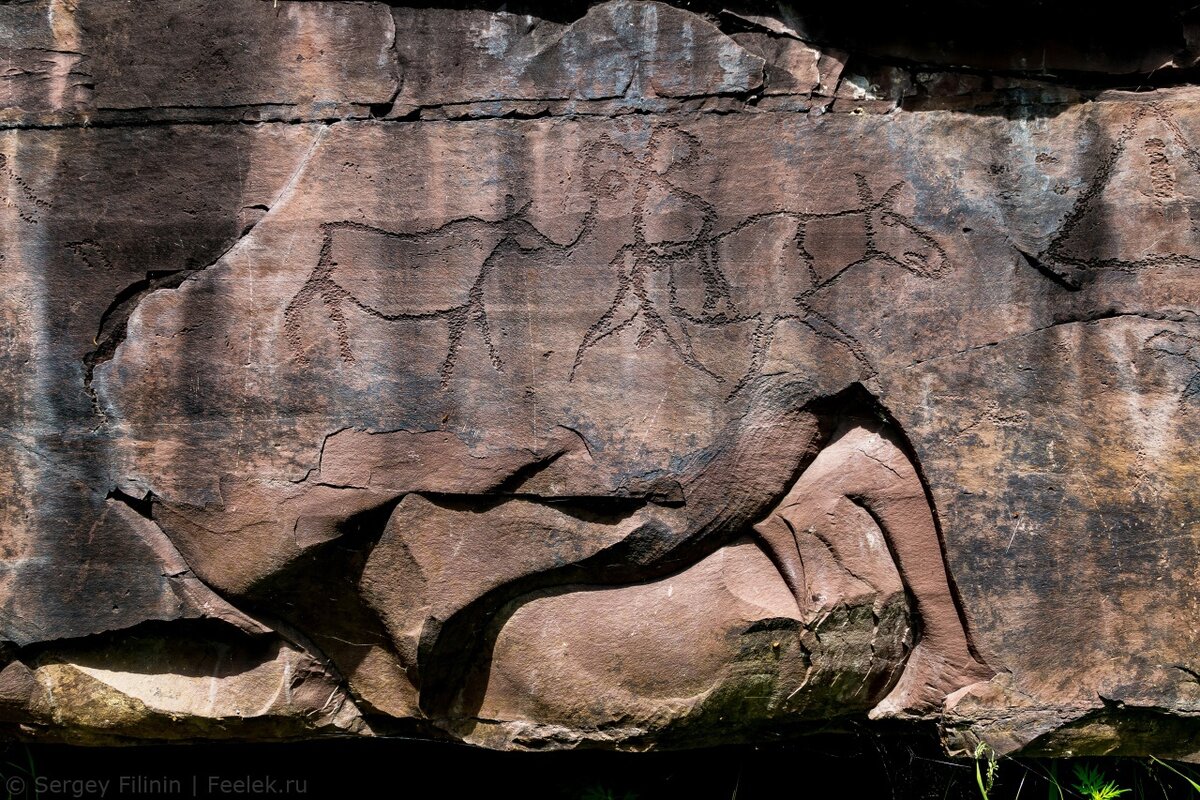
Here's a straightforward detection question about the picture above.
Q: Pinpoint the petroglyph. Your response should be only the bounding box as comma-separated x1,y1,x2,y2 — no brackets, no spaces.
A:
287,127,951,393
0,152,50,225
665,170,950,395
1035,103,1200,287
283,135,637,385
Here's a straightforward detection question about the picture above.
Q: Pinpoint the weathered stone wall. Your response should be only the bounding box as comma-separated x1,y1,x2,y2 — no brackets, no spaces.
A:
1,0,1199,757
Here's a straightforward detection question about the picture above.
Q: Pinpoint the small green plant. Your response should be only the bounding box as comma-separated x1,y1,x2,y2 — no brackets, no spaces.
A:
1071,764,1129,800
975,741,999,800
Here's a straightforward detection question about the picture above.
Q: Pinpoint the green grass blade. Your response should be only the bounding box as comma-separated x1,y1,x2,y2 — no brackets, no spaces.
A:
1150,756,1200,793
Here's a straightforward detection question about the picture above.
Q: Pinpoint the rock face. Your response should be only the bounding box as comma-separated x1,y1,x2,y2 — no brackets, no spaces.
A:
1,0,1199,757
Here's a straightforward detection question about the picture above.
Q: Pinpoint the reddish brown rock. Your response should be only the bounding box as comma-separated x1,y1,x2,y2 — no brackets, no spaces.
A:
14,627,366,742
473,537,911,748
391,2,764,114
1,0,398,126
0,0,1199,757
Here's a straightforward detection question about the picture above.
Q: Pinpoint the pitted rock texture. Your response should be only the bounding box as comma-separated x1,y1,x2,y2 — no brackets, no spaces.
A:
1,0,1199,757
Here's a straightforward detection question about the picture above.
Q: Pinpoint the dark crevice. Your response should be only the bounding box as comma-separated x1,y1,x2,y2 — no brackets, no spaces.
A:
715,9,791,37
82,269,193,414
1016,248,1084,291
335,495,407,543
104,487,157,520
483,449,572,495
385,106,421,122
1174,663,1200,683
476,449,685,507
13,617,268,669
742,617,805,634
499,107,553,120
416,490,650,522
80,188,293,417
367,100,395,118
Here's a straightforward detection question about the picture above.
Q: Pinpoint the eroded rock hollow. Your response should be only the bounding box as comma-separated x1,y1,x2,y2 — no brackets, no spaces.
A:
2,0,1200,757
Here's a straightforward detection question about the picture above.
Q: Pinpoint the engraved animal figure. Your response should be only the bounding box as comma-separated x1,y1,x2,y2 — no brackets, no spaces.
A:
571,128,951,392
674,172,951,395
284,136,634,384
284,197,539,385
287,127,952,393
1025,102,1200,288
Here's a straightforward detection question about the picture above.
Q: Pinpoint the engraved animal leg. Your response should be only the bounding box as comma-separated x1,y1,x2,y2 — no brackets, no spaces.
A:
284,226,356,364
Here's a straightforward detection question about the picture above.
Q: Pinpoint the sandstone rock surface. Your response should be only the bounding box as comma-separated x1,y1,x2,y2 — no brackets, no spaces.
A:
1,0,1199,757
